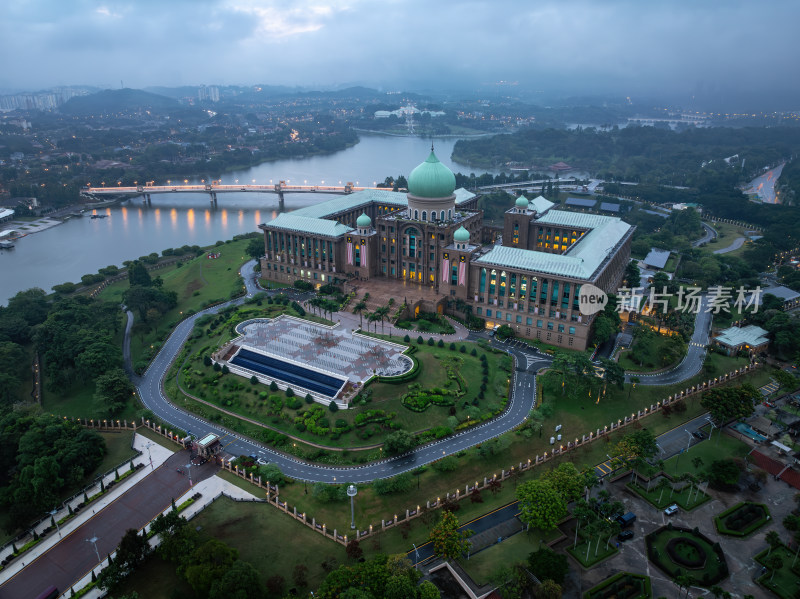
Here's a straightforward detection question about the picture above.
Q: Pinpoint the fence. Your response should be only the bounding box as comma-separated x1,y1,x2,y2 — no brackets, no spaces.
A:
219,361,760,545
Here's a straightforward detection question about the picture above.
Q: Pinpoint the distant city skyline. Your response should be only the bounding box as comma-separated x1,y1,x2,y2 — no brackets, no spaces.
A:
1,0,799,109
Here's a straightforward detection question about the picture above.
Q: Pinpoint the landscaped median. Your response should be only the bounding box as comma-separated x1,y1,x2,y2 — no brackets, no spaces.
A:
645,525,728,588
755,543,800,599
627,474,710,511
714,501,771,537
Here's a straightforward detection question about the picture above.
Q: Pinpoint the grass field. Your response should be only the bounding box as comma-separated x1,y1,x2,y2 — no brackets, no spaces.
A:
94,431,137,475
662,432,751,477
755,545,800,599
42,379,139,421
457,529,558,585
567,537,619,568
98,237,252,366
112,554,192,599
628,481,710,511
192,495,347,591
617,333,684,373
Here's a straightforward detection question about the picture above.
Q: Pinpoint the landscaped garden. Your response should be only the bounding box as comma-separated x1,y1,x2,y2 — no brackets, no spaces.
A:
166,300,513,454
645,525,728,587
627,477,710,511
584,572,652,599
755,543,800,599
567,535,619,568
714,501,771,537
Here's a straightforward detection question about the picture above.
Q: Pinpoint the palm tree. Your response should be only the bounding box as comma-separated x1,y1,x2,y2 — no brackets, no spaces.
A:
710,584,724,599
692,456,704,471
375,306,390,334
766,530,782,556
656,477,672,505
353,300,367,328
767,555,783,582
572,501,595,549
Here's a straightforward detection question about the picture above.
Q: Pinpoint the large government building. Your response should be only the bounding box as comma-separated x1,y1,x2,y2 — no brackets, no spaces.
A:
259,149,633,350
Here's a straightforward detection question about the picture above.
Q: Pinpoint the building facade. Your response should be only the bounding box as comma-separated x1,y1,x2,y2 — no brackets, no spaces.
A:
259,150,633,350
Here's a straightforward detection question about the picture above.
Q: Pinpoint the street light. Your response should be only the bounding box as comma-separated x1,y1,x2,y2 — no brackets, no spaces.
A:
347,485,357,530
50,508,61,537
86,535,101,562
684,429,693,452
185,461,193,486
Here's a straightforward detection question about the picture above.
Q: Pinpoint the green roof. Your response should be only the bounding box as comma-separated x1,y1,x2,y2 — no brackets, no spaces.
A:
265,213,353,237
476,210,633,279
408,150,456,198
716,325,769,348
515,196,530,209
454,226,470,242
529,195,554,214
356,213,372,227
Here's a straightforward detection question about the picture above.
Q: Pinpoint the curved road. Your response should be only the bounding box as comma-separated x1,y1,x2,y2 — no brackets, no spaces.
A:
131,261,712,482
692,222,717,247
132,260,537,483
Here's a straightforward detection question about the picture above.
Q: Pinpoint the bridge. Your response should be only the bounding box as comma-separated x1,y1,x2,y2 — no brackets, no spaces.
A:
80,182,396,210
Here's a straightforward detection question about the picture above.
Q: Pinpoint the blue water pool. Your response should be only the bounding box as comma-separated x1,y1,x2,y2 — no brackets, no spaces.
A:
731,421,767,442
230,348,346,399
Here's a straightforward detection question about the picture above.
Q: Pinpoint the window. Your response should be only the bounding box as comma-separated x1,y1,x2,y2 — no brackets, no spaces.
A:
422,210,427,221
497,311,502,319
568,337,574,346
526,317,532,325
569,326,576,335
414,209,419,219
558,324,565,333
506,314,511,322
486,309,492,317
440,210,445,221
547,322,554,331
477,307,482,315
536,320,543,328
516,315,522,323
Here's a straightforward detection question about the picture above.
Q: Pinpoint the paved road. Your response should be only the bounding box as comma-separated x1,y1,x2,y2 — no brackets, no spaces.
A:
129,261,714,484
131,261,538,483
0,451,215,599
626,295,712,386
692,222,717,247
713,236,746,255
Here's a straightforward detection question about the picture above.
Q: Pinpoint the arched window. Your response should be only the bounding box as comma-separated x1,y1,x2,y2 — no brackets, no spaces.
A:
440,210,445,221
448,209,452,220
431,211,437,221
422,211,427,221
414,209,419,220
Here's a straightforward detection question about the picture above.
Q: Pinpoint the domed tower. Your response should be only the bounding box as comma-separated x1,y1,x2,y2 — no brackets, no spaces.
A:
406,147,457,223
453,226,470,250
356,212,372,235
514,195,530,213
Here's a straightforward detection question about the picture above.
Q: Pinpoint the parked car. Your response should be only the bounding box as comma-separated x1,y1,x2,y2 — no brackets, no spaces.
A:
664,504,679,516
616,512,637,528
617,530,634,542
257,457,268,466
692,430,706,440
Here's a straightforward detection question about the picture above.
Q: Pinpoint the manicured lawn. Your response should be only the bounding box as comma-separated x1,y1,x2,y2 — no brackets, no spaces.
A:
618,333,683,373
98,237,252,366
755,545,800,599
458,529,558,585
42,379,138,421
113,553,192,599
584,572,652,599
646,526,728,586
568,537,619,568
715,501,770,537
629,480,710,511
662,433,751,477
192,495,347,591
93,431,137,476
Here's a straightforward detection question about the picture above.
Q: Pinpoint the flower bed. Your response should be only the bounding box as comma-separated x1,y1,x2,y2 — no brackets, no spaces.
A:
584,572,652,599
714,501,770,537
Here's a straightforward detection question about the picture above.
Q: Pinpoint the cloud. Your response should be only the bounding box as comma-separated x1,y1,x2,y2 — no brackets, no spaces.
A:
0,0,797,103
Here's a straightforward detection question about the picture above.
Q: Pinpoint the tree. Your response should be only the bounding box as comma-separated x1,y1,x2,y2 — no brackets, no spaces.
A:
624,261,641,288
766,530,782,556
292,564,309,588
418,580,441,599
527,548,569,584
97,528,149,590
706,459,741,489
600,358,625,389
544,462,590,503
535,579,563,599
516,479,568,531
613,429,658,460
656,477,672,504
209,559,264,599
384,430,416,455
245,237,264,260
767,554,783,582
701,384,759,423
94,368,136,415
346,539,363,561
127,260,152,287
184,539,238,597
429,511,472,561
572,500,596,549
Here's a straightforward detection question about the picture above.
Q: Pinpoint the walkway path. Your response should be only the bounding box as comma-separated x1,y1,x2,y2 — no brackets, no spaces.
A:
0,434,207,599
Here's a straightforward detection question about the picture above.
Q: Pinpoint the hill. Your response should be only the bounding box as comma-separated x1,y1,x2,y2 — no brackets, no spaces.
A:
59,88,185,117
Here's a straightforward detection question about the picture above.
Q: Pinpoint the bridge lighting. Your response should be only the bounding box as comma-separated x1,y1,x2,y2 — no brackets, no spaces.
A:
184,179,188,183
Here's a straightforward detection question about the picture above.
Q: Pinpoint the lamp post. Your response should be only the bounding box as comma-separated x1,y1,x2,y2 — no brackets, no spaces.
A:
50,508,61,537
145,441,154,469
86,535,101,562
684,429,693,452
347,484,357,530
185,461,193,487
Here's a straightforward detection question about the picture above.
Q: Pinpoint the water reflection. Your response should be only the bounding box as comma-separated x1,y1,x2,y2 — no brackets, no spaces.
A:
187,209,195,231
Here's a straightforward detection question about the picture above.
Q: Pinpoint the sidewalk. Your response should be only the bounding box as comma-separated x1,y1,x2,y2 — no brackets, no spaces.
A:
0,433,174,585
75,474,260,599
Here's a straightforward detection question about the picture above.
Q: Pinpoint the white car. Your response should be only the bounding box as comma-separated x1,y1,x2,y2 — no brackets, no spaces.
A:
664,504,679,516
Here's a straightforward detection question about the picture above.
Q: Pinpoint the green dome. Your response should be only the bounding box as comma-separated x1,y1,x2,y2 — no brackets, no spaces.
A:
453,226,470,243
515,196,529,209
408,150,456,198
356,213,371,228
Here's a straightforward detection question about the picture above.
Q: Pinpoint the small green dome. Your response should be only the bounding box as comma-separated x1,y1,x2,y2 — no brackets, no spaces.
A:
408,150,456,198
356,213,371,228
515,196,529,209
453,226,470,243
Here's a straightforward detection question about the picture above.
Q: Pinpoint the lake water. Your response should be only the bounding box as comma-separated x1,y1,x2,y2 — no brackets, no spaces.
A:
0,135,471,304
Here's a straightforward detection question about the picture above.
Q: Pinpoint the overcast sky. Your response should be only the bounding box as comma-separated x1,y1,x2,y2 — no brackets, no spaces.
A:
2,0,798,105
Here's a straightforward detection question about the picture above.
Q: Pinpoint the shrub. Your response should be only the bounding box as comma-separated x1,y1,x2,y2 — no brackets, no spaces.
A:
417,335,424,344
329,401,339,412
449,342,456,350
427,337,435,346
286,387,294,397
438,339,444,348
460,345,467,353
403,334,411,342
305,394,314,404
